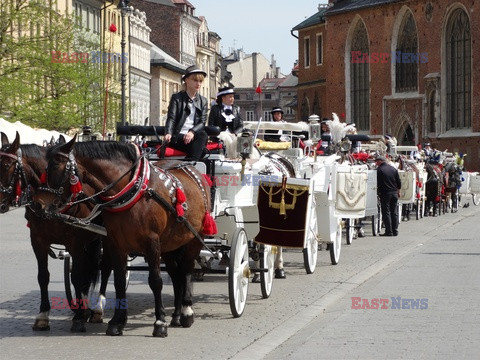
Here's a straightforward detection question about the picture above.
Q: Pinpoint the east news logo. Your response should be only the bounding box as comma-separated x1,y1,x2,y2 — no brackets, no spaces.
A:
351,297,429,309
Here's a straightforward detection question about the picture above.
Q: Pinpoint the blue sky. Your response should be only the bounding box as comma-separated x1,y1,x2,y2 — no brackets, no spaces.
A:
194,1,327,74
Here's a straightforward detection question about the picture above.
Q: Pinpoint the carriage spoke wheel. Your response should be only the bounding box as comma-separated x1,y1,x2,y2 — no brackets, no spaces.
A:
228,228,249,318
303,207,318,274
473,193,480,206
259,244,274,298
64,254,74,310
345,218,354,245
329,219,342,265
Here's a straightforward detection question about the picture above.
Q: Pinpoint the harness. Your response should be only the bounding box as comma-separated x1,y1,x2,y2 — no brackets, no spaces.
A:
0,148,30,201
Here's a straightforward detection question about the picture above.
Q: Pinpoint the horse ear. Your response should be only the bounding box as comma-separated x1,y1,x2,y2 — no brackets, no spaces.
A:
58,135,66,144
11,132,20,151
1,132,9,147
59,134,77,154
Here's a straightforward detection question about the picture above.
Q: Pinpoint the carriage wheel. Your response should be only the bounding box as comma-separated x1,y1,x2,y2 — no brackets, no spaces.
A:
473,193,480,206
372,204,382,236
415,199,421,220
259,244,274,299
64,254,74,310
228,228,249,318
345,218,354,245
329,219,342,265
303,207,318,274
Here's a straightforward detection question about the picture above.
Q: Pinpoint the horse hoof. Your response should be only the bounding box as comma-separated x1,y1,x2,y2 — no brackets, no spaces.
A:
32,319,50,331
153,323,168,337
70,319,86,333
170,315,181,327
89,310,104,323
180,314,194,328
106,324,124,336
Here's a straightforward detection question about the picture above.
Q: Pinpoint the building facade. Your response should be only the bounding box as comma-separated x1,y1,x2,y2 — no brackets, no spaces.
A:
294,0,480,171
129,9,151,126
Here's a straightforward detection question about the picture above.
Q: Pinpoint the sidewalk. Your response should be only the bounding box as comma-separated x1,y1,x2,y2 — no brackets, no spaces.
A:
265,205,480,359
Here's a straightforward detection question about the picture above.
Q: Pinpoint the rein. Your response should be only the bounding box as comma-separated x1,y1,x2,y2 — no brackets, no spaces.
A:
0,149,31,201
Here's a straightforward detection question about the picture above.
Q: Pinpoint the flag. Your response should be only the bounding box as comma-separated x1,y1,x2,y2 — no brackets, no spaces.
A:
255,86,262,94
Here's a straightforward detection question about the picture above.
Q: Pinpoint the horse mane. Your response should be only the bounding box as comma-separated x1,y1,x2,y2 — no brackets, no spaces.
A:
20,144,46,159
47,141,138,162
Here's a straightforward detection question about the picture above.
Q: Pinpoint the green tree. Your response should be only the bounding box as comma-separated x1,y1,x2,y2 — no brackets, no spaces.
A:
0,0,108,133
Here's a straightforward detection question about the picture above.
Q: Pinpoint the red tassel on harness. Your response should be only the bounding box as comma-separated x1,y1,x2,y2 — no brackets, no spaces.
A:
70,175,82,194
176,203,185,217
15,181,22,197
40,172,47,184
202,211,217,235
202,174,213,187
176,188,186,203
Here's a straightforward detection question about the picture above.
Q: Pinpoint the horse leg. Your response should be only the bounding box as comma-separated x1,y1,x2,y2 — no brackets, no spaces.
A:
31,240,51,331
89,250,111,324
145,249,168,337
162,248,184,328
105,252,128,336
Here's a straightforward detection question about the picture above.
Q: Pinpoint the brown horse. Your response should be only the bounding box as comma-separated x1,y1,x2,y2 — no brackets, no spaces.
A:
33,137,213,337
0,132,103,332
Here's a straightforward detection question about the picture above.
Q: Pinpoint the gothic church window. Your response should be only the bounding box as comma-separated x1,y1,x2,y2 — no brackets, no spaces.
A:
350,21,370,131
395,12,418,92
446,8,471,129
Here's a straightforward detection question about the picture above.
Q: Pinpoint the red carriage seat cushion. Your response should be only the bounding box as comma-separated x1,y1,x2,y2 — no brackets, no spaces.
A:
155,142,223,158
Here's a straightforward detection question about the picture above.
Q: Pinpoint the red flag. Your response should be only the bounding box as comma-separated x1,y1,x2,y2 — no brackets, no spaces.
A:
255,86,262,94
109,24,117,33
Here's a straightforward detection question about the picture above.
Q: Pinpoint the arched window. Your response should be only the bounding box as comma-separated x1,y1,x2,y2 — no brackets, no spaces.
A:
301,95,310,121
313,92,321,117
395,12,418,92
350,21,370,131
446,9,471,129
427,90,436,133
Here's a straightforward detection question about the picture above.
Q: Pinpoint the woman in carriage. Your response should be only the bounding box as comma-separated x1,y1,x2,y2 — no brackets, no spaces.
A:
208,86,244,158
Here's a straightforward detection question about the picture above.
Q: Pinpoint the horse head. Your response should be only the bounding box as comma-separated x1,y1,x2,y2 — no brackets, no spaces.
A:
0,132,23,212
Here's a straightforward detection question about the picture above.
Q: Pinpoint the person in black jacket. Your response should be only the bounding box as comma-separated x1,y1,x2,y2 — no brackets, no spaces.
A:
164,65,208,160
375,155,402,236
208,86,243,158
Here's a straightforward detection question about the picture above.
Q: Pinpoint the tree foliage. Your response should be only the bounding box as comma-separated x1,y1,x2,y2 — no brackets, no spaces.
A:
0,0,106,133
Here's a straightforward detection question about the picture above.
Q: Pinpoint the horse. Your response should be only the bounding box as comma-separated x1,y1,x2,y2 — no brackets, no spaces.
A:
0,132,103,332
443,157,464,213
32,137,213,337
425,162,445,216
397,155,422,221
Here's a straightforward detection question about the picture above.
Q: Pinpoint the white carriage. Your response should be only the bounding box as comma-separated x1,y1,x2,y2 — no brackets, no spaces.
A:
459,171,480,206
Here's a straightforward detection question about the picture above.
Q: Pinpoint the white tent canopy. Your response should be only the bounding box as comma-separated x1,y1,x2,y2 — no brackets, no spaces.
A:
0,118,71,145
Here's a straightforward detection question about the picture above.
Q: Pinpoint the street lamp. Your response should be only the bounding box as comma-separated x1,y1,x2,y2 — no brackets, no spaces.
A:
118,0,131,141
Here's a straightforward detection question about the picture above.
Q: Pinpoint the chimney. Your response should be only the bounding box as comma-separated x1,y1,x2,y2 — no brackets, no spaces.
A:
252,52,257,87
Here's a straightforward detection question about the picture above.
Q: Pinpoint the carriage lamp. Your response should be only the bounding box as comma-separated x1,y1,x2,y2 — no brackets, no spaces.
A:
237,132,254,180
308,114,321,143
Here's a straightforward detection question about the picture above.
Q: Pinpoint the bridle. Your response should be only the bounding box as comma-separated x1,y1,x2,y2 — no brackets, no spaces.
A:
0,148,29,202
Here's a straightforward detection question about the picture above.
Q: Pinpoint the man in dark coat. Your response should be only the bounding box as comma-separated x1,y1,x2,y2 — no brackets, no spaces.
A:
164,65,208,160
376,155,402,236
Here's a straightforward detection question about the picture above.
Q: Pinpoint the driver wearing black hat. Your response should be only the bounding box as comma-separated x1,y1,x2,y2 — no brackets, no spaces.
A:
264,107,289,142
208,86,243,158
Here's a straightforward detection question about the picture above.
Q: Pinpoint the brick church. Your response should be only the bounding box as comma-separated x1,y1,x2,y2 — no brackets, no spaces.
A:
293,0,479,170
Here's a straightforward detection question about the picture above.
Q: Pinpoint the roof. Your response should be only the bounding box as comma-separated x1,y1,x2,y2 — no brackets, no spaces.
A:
144,0,176,7
259,77,286,90
279,73,298,88
291,6,327,31
150,44,186,74
325,0,403,16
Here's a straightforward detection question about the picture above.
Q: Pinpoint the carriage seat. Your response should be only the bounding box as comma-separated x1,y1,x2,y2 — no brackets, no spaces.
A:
153,141,224,158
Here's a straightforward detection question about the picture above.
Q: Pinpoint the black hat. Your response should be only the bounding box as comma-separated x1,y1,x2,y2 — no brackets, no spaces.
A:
271,107,284,115
424,142,431,147
182,65,207,81
216,86,235,98
375,155,387,162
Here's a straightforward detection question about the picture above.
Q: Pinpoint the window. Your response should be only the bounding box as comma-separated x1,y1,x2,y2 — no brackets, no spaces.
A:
234,94,240,100
264,93,272,100
304,37,310,68
427,90,436,133
446,8,471,129
246,111,254,121
316,33,323,65
301,95,309,121
350,21,370,131
263,111,272,122
395,12,418,92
